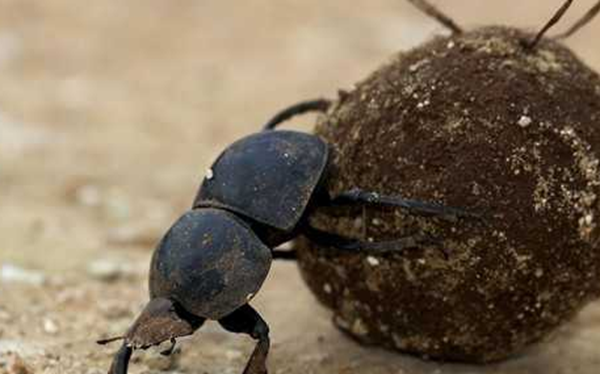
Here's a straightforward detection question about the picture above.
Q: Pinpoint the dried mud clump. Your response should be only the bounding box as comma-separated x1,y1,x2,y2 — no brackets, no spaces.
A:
296,27,600,362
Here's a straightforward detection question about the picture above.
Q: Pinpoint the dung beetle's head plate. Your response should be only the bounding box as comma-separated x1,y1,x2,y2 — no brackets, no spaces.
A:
194,130,329,232
149,209,272,320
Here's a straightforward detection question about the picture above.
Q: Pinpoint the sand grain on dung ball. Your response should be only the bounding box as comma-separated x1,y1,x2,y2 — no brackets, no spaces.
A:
296,26,600,363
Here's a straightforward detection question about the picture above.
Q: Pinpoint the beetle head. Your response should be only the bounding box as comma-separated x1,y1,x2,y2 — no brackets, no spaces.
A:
98,297,202,374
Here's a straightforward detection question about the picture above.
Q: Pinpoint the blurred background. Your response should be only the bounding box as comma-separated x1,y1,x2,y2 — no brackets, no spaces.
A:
1,1,599,373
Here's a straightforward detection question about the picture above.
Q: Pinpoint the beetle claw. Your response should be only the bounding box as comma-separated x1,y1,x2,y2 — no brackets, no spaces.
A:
160,338,177,356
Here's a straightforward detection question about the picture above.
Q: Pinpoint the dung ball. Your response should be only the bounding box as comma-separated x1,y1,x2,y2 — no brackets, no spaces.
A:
296,26,600,362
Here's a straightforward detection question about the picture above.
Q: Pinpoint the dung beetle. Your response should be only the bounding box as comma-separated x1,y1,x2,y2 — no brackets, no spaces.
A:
98,98,480,374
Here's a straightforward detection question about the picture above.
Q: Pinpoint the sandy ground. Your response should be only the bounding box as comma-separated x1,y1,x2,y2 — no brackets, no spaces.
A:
1,1,600,373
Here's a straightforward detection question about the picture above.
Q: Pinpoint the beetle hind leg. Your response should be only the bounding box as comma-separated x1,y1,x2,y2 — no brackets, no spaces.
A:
219,304,270,374
329,188,483,222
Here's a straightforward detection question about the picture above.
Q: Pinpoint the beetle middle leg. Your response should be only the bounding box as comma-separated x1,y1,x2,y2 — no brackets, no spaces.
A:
302,225,449,258
328,188,482,222
219,304,270,374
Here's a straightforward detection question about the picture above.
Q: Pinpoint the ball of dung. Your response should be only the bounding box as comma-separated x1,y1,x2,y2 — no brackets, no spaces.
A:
296,26,600,362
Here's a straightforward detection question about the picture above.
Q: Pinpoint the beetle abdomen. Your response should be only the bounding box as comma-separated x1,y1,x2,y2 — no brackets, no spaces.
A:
149,209,272,320
194,130,329,232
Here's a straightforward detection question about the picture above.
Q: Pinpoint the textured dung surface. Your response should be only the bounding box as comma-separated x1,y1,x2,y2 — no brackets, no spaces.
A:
296,27,600,362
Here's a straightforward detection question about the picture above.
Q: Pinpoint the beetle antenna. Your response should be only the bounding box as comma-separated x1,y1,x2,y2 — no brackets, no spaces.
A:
97,336,125,345
525,0,574,50
262,99,331,131
555,0,600,39
406,0,463,35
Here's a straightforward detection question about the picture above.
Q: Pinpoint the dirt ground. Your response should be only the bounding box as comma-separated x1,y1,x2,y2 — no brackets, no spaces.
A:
1,1,600,373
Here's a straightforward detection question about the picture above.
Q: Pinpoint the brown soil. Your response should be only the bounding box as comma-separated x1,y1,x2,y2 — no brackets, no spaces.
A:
1,1,600,374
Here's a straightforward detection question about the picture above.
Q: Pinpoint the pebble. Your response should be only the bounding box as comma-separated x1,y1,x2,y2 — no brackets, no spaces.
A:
0,264,45,286
366,256,380,266
42,319,59,335
518,115,532,127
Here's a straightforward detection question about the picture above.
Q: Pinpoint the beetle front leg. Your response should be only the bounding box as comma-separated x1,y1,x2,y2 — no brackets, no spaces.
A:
106,343,132,374
219,304,270,374
329,188,482,222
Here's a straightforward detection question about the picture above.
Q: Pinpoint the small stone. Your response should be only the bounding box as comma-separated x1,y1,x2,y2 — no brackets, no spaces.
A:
518,115,532,127
366,256,380,266
0,264,45,286
205,168,214,180
43,319,59,335
535,268,544,278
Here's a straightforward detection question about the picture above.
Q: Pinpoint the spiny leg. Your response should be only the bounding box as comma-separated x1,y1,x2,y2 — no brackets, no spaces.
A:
406,0,463,35
524,0,574,50
303,225,446,258
262,99,331,131
556,0,600,39
329,188,481,222
219,304,270,374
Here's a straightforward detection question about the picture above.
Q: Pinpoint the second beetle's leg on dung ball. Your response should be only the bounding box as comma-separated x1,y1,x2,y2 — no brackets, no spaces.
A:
525,0,574,50
556,0,600,39
406,0,463,35
218,304,270,374
328,188,480,222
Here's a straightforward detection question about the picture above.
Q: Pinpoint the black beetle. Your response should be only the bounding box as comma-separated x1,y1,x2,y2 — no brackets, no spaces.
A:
98,97,480,374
